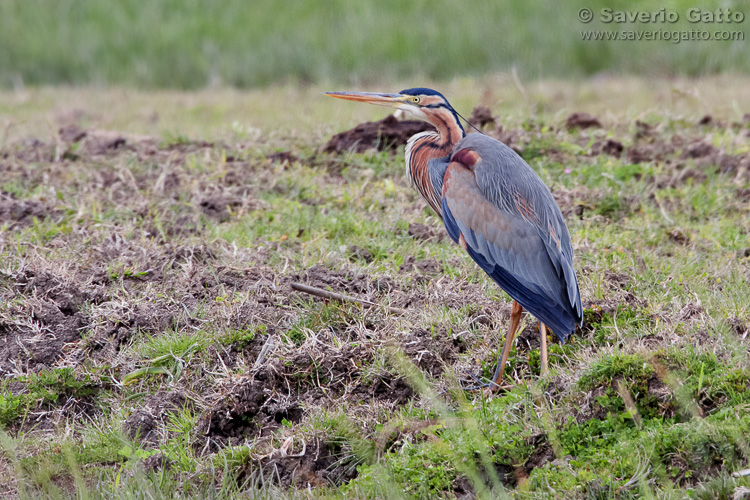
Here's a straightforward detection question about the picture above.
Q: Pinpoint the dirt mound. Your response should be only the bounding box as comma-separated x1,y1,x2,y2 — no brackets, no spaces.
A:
566,112,602,130
0,268,104,372
125,390,191,444
322,115,432,154
260,438,354,488
468,106,497,129
406,222,445,243
197,379,273,450
0,194,58,229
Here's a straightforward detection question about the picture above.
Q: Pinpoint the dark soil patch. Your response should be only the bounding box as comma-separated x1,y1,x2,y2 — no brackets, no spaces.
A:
14,268,108,311
198,190,264,222
683,140,717,159
406,222,445,243
565,112,601,130
0,194,58,229
196,379,270,451
524,434,555,473
28,302,87,366
646,376,676,418
347,245,373,263
266,151,300,165
124,390,191,445
516,322,543,353
604,271,631,290
198,342,388,452
402,327,458,377
727,317,748,338
453,463,515,497
398,256,443,275
322,115,433,154
142,452,171,473
294,264,389,295
668,228,690,245
58,125,144,158
467,106,497,129
8,137,57,163
0,268,104,372
678,302,704,321
0,300,88,372
592,139,625,158
199,193,243,222
355,375,413,405
259,437,354,488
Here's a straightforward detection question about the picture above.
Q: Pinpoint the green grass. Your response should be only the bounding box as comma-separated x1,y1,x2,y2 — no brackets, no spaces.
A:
1,369,102,427
0,0,749,89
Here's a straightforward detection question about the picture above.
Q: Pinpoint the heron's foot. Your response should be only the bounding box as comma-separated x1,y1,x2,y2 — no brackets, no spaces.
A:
460,370,513,395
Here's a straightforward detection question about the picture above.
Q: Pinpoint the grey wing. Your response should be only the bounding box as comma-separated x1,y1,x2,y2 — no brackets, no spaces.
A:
448,134,583,338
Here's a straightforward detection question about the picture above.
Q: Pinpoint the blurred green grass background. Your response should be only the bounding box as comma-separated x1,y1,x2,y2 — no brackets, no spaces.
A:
0,0,748,89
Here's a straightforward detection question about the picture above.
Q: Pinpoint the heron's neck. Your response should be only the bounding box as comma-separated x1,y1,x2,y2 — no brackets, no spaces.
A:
404,111,464,218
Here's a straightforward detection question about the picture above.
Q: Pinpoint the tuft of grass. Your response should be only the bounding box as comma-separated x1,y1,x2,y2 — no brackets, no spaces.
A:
221,325,265,349
1,369,102,427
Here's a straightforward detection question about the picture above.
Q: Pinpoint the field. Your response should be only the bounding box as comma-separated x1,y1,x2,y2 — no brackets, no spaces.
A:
1,0,749,88
1,76,750,499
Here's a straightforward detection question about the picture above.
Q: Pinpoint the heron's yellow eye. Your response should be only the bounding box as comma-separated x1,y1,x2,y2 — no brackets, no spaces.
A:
412,97,420,103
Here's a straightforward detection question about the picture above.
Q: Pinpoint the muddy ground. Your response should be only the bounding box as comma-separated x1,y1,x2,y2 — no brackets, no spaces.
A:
1,104,749,497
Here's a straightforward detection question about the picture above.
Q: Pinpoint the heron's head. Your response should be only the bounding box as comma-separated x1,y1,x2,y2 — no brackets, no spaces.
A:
325,87,462,132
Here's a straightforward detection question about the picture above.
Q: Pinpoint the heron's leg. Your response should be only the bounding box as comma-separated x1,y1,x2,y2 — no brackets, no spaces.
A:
540,322,548,376
488,300,524,392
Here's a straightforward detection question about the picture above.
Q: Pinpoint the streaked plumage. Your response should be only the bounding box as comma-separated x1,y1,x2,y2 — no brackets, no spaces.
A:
440,133,582,339
326,87,582,388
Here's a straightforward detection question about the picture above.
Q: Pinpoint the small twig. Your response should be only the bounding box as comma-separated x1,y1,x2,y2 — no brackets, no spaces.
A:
252,335,276,372
291,282,404,315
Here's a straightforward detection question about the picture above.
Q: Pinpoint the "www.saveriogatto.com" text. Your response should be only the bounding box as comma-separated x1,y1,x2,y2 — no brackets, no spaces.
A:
581,28,744,43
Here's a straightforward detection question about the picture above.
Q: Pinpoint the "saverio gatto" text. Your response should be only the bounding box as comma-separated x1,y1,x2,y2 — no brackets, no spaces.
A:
600,8,745,24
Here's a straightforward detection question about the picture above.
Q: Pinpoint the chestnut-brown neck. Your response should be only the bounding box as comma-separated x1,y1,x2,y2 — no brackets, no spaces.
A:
405,108,465,218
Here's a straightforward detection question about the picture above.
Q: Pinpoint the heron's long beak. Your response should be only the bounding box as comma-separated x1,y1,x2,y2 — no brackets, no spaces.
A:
324,91,405,108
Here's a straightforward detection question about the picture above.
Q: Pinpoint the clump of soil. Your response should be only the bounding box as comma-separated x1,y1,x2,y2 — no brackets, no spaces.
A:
259,438,355,488
347,245,374,263
0,268,106,371
0,194,58,229
407,222,445,242
727,317,748,338
398,256,443,275
600,138,624,157
199,194,243,222
294,264,386,295
322,115,432,154
468,106,497,129
355,375,413,405
566,112,602,130
400,327,459,377
266,151,300,165
125,390,191,444
197,380,272,450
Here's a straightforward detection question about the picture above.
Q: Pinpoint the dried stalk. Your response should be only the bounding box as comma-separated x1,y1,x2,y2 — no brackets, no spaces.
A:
291,282,404,316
